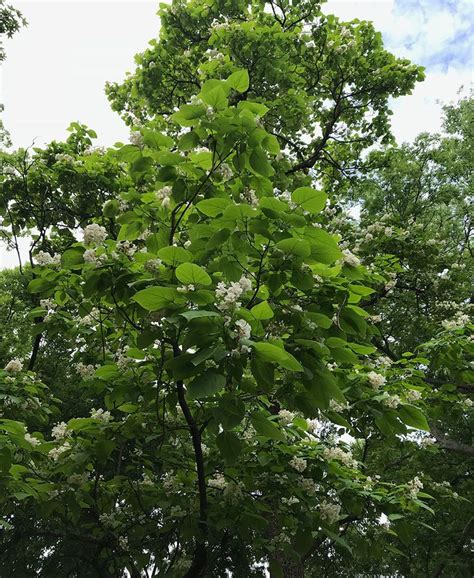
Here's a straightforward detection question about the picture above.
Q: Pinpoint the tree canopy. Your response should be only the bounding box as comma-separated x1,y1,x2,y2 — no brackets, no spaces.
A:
0,1,472,577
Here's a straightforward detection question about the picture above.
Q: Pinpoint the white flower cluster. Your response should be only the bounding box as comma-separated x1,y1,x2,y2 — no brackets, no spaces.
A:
144,258,162,273
406,389,422,402
177,284,195,293
40,298,56,311
322,446,357,469
156,185,172,208
4,358,23,373
79,307,100,327
114,240,137,258
235,319,251,339
278,409,295,426
83,248,107,267
289,456,307,473
208,473,227,490
407,476,423,499
223,482,244,505
75,362,96,380
318,500,341,524
329,399,349,413
341,249,361,267
116,349,134,371
130,131,144,147
367,371,386,390
240,189,258,207
24,432,41,447
383,394,401,409
442,312,470,330
298,477,318,495
420,436,436,448
51,422,69,440
49,441,71,461
218,163,233,180
83,224,107,246
215,276,252,311
282,496,300,506
90,408,112,423
34,251,61,267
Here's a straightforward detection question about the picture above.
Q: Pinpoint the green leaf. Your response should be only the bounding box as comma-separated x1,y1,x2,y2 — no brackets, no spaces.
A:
292,187,327,214
275,238,311,257
249,147,274,177
250,412,285,441
187,371,226,399
304,228,342,264
398,405,430,432
61,247,84,268
201,85,228,109
179,310,221,321
196,198,231,217
175,263,212,286
132,287,183,310
216,431,243,464
253,342,303,372
157,246,193,266
227,69,249,93
171,104,204,127
251,301,274,320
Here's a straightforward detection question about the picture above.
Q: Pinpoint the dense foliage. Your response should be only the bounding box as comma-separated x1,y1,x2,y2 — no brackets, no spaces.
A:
0,1,472,577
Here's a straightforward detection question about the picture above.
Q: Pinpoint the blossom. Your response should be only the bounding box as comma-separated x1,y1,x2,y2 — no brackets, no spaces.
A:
83,248,106,267
75,362,96,379
383,395,401,409
208,473,227,490
318,500,341,524
51,422,69,440
282,496,300,505
298,477,318,495
156,185,172,208
442,312,470,330
90,408,112,423
115,240,137,258
223,482,244,505
341,249,360,267
78,308,100,327
24,432,41,447
40,298,56,310
406,389,422,402
329,399,349,413
130,131,144,147
289,456,307,473
407,476,423,499
278,409,295,425
235,319,251,339
4,358,23,373
240,189,258,207
48,441,71,461
34,251,61,267
83,224,107,246
215,276,252,311
367,371,386,390
322,447,358,469
144,258,162,273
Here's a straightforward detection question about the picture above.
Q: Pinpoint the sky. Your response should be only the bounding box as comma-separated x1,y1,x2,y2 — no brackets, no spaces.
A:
0,0,472,268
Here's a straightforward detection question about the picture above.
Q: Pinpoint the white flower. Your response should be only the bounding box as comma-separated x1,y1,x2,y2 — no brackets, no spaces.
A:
407,476,423,499
235,319,251,339
90,408,112,423
118,536,129,550
322,447,357,469
215,276,252,311
115,240,137,258
83,248,106,267
318,500,341,524
176,284,195,293
78,307,100,327
278,409,295,426
282,496,300,505
223,482,243,505
342,249,360,267
34,251,61,267
442,312,470,330
48,441,71,461
289,456,307,473
367,371,386,390
144,258,162,273
51,422,69,440
240,189,258,207
83,224,107,246
24,432,41,447
130,131,144,147
420,436,436,448
329,399,349,413
208,473,227,490
4,358,23,373
40,298,56,310
298,477,318,495
156,185,172,207
383,394,401,409
75,362,96,379
406,389,422,402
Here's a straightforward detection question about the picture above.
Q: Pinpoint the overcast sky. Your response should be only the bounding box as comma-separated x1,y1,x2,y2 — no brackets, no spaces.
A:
0,0,472,268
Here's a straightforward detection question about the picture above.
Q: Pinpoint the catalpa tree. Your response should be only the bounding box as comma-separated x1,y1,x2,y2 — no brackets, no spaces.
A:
1,1,466,577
